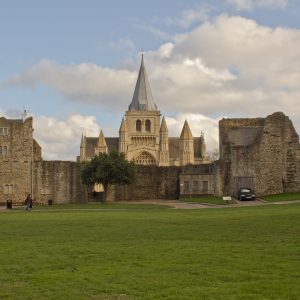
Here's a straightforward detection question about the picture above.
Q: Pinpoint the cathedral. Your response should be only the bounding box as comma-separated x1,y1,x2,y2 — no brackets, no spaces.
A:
79,56,208,166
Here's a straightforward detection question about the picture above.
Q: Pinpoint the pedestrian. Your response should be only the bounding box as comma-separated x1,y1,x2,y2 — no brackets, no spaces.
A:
24,193,32,211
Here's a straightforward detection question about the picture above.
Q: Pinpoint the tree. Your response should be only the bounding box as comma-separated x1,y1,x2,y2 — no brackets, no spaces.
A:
81,151,136,201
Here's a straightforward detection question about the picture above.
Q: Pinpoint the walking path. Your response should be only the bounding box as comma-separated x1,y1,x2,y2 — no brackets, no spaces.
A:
1,199,300,211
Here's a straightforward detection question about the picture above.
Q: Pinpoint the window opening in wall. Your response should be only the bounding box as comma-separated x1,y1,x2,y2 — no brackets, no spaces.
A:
193,181,199,191
0,127,8,135
135,152,155,165
4,184,14,195
136,120,141,132
184,181,190,193
3,146,7,156
145,119,151,132
202,181,208,192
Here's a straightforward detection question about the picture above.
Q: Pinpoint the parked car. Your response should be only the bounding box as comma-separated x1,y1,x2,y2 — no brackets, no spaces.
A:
237,188,256,201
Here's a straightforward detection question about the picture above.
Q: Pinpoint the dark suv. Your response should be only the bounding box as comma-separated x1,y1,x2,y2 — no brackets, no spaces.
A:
237,188,256,201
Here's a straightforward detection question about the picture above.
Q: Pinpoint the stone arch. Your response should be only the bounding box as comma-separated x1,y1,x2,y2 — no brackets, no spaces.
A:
134,151,156,165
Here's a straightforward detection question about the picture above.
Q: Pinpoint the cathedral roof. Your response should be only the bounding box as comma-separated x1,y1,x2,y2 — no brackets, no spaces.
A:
128,55,157,111
180,120,193,140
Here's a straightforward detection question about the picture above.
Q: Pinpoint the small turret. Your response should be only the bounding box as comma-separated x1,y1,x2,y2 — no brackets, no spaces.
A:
119,117,128,154
95,130,108,154
80,132,86,162
159,116,169,166
179,120,194,165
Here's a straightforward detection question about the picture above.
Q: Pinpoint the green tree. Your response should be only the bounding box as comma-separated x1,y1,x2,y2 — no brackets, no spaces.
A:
81,151,136,201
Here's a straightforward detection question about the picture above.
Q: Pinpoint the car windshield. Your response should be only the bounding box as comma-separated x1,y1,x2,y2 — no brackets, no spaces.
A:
241,188,251,193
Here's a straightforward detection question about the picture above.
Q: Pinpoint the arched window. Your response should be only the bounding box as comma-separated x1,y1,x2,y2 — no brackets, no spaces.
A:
145,119,151,132
136,119,141,132
135,152,156,165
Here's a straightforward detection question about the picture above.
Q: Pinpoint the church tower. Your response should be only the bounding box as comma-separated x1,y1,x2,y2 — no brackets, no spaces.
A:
179,120,194,165
122,55,161,165
159,117,169,166
95,130,108,154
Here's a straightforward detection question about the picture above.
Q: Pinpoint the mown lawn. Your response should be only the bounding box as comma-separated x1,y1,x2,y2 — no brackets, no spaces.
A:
0,204,300,299
262,192,300,202
180,195,235,205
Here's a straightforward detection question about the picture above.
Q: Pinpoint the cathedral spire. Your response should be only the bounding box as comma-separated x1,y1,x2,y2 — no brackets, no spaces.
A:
128,55,157,111
98,130,107,147
119,117,127,132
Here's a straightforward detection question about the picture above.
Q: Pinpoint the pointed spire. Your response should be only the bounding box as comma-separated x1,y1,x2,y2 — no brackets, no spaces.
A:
180,120,193,140
160,116,168,132
80,132,86,146
128,55,157,111
119,117,127,132
98,130,107,147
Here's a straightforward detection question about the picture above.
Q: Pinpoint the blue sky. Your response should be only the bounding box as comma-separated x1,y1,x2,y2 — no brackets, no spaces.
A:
1,0,300,159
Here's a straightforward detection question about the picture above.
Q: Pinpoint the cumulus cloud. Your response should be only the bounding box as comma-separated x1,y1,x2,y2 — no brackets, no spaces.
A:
166,113,219,152
1,14,300,157
1,60,136,110
34,114,100,160
227,0,288,10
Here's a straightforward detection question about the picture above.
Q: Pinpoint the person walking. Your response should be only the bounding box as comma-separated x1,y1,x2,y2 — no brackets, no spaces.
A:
24,194,32,211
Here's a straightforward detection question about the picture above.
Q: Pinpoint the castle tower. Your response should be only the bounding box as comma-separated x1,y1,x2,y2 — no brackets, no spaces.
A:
179,120,194,165
119,117,128,155
124,55,161,165
80,132,86,162
95,130,108,154
159,117,169,166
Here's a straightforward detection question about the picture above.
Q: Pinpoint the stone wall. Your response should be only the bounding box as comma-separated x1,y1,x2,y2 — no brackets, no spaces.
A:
219,112,300,196
109,165,181,201
0,117,35,204
33,160,87,204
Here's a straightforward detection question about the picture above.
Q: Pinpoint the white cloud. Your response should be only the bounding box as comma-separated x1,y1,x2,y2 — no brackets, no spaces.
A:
1,14,300,158
227,0,288,10
166,5,211,28
165,113,219,152
34,114,100,160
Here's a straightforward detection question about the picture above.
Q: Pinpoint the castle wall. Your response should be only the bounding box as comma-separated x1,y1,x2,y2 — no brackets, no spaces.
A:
33,161,87,204
0,117,34,204
219,112,300,196
111,165,181,200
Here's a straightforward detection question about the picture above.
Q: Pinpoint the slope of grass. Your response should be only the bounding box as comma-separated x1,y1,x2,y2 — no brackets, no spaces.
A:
0,204,300,299
262,192,300,202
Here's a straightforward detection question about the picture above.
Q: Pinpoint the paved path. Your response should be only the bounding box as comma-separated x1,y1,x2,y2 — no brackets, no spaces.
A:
1,199,300,211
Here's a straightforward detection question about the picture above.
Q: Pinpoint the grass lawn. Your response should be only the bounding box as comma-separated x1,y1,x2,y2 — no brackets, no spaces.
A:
0,204,300,299
180,195,235,205
262,192,300,202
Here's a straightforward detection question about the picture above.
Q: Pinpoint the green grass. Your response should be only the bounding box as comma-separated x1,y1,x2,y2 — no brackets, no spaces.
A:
27,202,169,210
1,204,300,299
262,192,300,202
180,195,235,205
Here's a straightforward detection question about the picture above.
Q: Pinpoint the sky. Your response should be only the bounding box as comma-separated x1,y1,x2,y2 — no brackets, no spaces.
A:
0,0,300,160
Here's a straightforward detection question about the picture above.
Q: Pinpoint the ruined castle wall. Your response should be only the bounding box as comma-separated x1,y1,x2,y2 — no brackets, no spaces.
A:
219,112,300,196
33,161,87,204
0,117,34,204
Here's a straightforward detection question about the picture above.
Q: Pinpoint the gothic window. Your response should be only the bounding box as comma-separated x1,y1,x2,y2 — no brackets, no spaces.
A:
145,119,151,132
136,120,141,132
0,146,8,156
135,152,155,165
